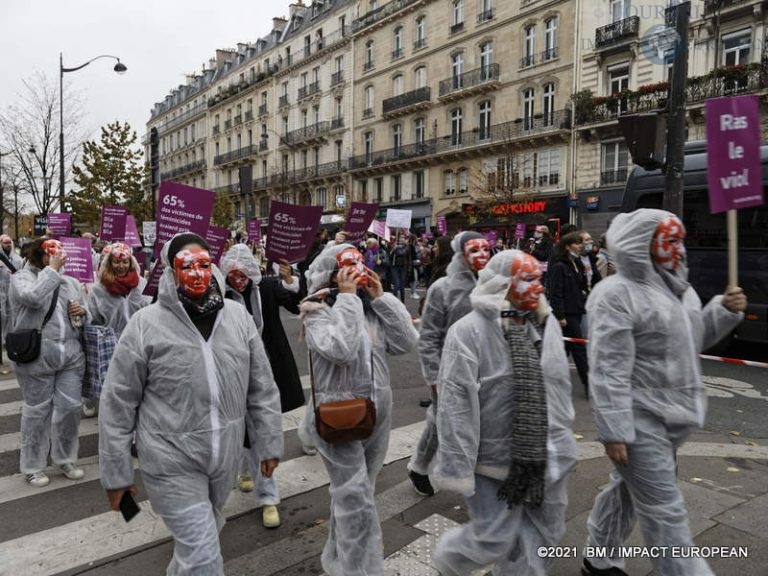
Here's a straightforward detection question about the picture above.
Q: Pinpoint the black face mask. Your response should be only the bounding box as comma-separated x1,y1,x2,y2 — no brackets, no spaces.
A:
2,246,10,255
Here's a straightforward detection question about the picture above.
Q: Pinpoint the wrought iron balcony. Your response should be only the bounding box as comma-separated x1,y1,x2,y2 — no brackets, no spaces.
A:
363,107,374,119
392,48,404,60
439,64,501,99
212,125,220,136
383,86,431,116
414,38,426,50
259,140,268,151
160,159,207,180
704,0,749,14
233,115,242,126
331,117,345,130
252,176,268,190
521,54,536,68
331,70,344,86
450,22,465,35
540,47,558,62
595,16,640,49
600,168,629,185
283,121,331,146
258,103,268,116
214,144,257,166
161,103,207,134
245,110,254,122
278,94,289,108
478,9,493,23
352,0,420,33
224,119,232,130
363,60,374,72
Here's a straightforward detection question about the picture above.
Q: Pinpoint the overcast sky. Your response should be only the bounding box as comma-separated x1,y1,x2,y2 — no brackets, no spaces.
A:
0,0,293,145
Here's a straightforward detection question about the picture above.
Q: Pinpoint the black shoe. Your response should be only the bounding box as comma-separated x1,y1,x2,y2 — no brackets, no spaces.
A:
419,398,432,408
582,558,629,576
408,470,434,496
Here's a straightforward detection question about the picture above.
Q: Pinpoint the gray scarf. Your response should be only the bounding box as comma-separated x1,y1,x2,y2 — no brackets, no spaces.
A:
497,318,548,509
653,261,690,298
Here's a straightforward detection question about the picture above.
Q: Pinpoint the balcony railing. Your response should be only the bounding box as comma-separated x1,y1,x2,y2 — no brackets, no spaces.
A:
233,115,242,126
278,94,289,107
600,168,629,185
450,22,465,34
212,125,220,136
540,47,558,62
161,103,207,134
414,38,426,50
224,119,232,130
704,0,748,14
521,54,535,68
245,110,254,122
595,16,640,49
392,47,404,60
214,144,257,166
439,63,501,98
283,121,331,146
363,60,374,71
349,110,570,169
259,140,268,151
160,159,207,180
352,0,420,32
331,70,344,85
331,117,345,130
258,103,268,116
383,86,431,115
363,107,374,118
478,9,493,23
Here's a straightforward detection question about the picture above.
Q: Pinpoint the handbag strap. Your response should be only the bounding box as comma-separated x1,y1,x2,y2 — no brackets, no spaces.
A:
41,285,61,330
0,251,17,274
308,346,375,412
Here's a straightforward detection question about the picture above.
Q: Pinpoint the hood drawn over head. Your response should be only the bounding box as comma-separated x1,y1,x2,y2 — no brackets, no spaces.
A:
304,242,353,294
220,243,262,286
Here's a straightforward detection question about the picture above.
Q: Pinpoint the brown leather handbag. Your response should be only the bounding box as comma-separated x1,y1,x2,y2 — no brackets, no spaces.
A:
310,352,376,444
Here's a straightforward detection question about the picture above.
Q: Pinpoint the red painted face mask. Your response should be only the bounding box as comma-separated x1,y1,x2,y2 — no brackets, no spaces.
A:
227,269,250,293
336,248,368,287
463,239,491,272
174,247,213,298
508,253,544,311
42,239,64,256
651,215,686,271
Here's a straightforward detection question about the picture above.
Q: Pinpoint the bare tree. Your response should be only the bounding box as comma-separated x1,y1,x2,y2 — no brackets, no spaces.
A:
0,71,85,215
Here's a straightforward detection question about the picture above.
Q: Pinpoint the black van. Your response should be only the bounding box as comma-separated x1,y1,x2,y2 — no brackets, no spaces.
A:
621,140,768,348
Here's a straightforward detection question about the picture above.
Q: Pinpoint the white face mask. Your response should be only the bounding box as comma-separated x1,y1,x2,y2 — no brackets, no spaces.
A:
568,249,580,259
533,231,543,239
583,242,593,253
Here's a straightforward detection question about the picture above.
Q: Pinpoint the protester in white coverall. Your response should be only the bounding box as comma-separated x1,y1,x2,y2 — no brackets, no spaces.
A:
0,234,24,342
299,242,418,576
408,231,490,496
432,249,577,576
11,238,89,487
98,232,283,576
582,209,746,576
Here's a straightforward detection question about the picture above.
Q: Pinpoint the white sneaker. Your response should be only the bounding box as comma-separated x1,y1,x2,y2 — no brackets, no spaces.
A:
302,445,318,456
60,463,85,480
82,399,97,418
25,472,50,487
410,294,421,300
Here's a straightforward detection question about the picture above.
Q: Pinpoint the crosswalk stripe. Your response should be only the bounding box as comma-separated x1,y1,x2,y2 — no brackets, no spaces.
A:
0,422,424,576
0,378,19,392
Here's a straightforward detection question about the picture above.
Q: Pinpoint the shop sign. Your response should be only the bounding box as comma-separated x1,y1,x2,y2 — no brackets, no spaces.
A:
586,196,600,211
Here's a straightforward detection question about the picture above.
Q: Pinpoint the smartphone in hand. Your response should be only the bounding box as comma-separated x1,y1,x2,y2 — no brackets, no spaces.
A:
119,491,141,523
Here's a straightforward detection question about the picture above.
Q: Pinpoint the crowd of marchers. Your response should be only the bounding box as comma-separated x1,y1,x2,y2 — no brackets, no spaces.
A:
0,209,747,576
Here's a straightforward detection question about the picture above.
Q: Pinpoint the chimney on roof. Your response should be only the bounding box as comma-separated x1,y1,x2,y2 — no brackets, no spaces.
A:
273,16,288,28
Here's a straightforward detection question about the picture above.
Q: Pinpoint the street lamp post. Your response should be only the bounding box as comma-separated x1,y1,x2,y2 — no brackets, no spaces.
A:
59,53,127,212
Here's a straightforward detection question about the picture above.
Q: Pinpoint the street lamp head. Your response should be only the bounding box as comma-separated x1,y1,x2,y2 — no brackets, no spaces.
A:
113,61,127,74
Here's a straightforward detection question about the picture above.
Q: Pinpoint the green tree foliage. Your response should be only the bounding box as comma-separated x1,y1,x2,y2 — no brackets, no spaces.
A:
70,121,150,227
211,191,234,228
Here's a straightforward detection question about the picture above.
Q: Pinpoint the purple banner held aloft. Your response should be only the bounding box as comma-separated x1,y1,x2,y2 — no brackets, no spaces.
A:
124,216,143,248
155,181,216,258
706,96,764,213
143,260,164,297
264,201,323,263
248,218,262,245
47,213,71,237
99,206,128,241
514,223,527,239
485,230,497,244
343,202,378,245
206,226,229,266
60,237,94,283
437,215,447,236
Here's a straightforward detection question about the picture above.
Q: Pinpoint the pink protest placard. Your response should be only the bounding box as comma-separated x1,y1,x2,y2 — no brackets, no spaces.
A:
124,216,143,248
514,223,527,239
99,206,128,241
47,213,71,237
343,202,378,245
248,218,262,245
155,181,216,257
205,226,229,266
437,215,447,236
706,96,764,213
60,237,94,283
368,219,387,238
264,201,323,263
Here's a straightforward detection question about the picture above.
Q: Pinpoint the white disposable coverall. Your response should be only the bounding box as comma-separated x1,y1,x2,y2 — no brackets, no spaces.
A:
86,258,149,339
10,263,87,474
0,241,24,340
584,208,744,576
432,250,577,576
299,243,419,576
99,238,283,576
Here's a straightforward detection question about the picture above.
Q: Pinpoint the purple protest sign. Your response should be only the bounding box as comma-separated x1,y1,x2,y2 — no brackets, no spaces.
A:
99,206,128,241
343,202,378,245
514,223,527,239
206,226,229,266
142,260,164,297
155,181,216,257
485,230,497,244
437,215,447,236
248,218,262,245
124,216,143,248
60,237,94,283
264,200,323,263
368,219,387,238
706,96,764,213
47,213,71,237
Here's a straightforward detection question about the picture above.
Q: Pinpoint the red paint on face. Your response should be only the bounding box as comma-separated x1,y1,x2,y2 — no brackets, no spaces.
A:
174,247,213,298
651,215,686,271
464,239,491,271
42,239,63,256
508,253,544,311
336,248,368,286
227,269,250,293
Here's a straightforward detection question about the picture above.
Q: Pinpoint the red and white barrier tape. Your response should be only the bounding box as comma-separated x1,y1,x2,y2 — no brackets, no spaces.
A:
562,337,768,369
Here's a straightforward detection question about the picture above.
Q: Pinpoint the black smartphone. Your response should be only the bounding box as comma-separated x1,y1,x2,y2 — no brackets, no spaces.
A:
119,491,141,523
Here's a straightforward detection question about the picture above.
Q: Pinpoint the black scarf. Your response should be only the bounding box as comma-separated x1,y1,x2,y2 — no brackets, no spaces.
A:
497,319,548,509
178,277,224,329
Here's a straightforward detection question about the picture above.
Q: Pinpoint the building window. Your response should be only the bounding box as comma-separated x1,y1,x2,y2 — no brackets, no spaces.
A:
452,0,464,31
608,64,630,115
611,0,630,23
414,117,426,144
364,86,375,117
479,100,492,140
364,131,374,162
544,17,557,60
335,140,343,163
602,141,629,184
542,83,555,127
479,0,493,21
393,74,404,96
393,26,404,59
458,167,468,194
365,40,374,70
451,52,464,89
414,66,427,89
538,149,561,186
375,177,383,201
444,170,456,195
414,171,425,198
391,175,401,202
523,25,536,67
451,108,463,146
393,123,403,154
479,42,493,80
722,30,751,91
523,88,535,130
415,16,426,48
317,187,327,208
260,196,269,217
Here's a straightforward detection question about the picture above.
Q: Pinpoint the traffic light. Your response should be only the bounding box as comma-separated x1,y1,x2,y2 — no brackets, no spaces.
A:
618,112,667,171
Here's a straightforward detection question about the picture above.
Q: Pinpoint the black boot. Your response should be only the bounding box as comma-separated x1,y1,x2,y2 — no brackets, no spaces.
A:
582,558,629,576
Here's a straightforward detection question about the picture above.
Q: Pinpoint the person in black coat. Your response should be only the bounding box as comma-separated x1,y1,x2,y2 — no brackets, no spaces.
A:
220,244,305,529
547,231,590,396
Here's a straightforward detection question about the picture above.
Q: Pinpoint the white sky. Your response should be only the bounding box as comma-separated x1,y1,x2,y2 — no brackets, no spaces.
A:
0,0,293,145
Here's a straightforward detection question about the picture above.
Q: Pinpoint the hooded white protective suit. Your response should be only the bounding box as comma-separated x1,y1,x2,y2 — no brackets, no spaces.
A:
432,250,576,576
10,262,87,474
409,232,480,477
86,256,149,339
0,237,24,340
584,208,743,576
98,235,283,576
299,243,418,576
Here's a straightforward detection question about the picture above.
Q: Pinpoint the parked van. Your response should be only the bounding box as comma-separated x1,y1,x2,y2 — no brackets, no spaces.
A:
621,141,768,348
